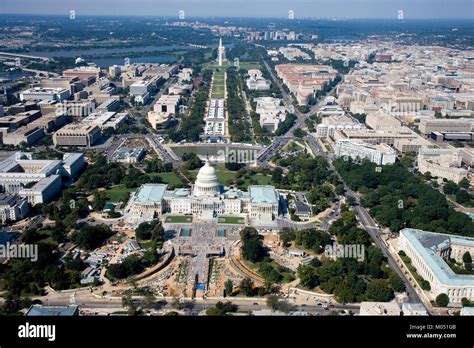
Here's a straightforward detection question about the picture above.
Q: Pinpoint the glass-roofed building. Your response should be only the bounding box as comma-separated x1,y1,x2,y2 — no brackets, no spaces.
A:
125,160,280,222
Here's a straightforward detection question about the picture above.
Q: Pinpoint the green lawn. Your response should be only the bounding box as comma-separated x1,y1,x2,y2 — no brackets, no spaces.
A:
211,69,226,98
238,173,273,190
201,61,261,71
149,172,186,188
218,216,245,224
283,141,305,152
104,185,134,202
165,215,193,223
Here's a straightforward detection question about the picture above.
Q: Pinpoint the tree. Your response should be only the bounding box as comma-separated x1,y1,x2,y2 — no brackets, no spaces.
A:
420,280,431,291
271,167,283,184
224,279,234,297
266,294,279,310
122,293,142,316
72,224,113,250
334,283,355,304
435,293,449,307
456,190,470,205
136,222,152,240
240,227,266,263
463,251,472,271
461,298,472,307
151,220,165,245
279,228,295,247
239,277,254,296
142,291,156,311
366,279,393,302
206,301,237,316
459,177,470,189
389,273,406,293
443,181,460,195
335,184,345,196
292,128,307,138
297,264,319,289
346,196,356,206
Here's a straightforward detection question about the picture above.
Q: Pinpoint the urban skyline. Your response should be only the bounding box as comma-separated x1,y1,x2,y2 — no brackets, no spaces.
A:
1,0,473,19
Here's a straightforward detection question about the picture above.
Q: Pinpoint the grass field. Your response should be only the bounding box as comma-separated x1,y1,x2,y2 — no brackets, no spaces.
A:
104,185,135,202
218,216,245,224
283,141,305,152
211,69,226,98
238,173,273,190
165,215,193,223
149,172,186,188
201,61,261,71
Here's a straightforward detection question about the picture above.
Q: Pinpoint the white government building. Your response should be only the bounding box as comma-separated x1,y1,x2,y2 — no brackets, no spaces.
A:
335,139,397,165
0,152,85,205
398,228,474,304
125,161,280,222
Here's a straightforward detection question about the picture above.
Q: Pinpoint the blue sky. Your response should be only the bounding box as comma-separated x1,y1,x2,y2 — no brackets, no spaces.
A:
1,0,473,19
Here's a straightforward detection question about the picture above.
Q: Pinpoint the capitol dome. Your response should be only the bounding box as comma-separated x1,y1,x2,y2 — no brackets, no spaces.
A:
193,160,221,197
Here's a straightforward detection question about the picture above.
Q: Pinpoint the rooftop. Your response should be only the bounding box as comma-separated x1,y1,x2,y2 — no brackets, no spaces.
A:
26,304,79,316
249,185,279,204
135,184,167,203
400,228,474,287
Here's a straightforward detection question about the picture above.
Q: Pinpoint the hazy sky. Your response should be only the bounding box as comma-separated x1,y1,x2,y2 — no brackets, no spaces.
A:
1,0,473,19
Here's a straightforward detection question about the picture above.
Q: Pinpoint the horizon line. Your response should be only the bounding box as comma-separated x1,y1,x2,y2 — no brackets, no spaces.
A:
1,13,474,21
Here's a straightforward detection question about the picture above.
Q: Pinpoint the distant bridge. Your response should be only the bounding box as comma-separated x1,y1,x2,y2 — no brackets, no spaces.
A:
0,51,51,62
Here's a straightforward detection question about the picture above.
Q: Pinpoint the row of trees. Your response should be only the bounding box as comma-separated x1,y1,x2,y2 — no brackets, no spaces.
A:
274,113,297,136
226,67,252,143
107,249,159,281
168,69,212,142
334,158,474,237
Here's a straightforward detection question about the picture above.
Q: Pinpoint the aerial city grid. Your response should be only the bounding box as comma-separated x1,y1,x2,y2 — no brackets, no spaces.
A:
0,0,473,329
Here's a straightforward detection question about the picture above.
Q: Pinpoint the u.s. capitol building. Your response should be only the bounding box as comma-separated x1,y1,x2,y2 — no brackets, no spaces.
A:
124,161,280,222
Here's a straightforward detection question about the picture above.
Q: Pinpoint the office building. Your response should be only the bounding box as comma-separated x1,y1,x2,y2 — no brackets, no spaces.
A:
365,114,402,131
254,97,286,132
334,127,419,145
63,66,100,85
393,137,435,154
53,124,101,147
335,139,397,165
129,80,154,95
246,69,270,90
275,64,337,105
417,147,468,183
96,99,120,112
398,228,474,303
2,125,44,146
20,87,70,102
0,152,84,204
147,95,181,130
112,147,145,164
0,194,29,223
82,112,128,130
316,115,363,138
419,119,472,135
